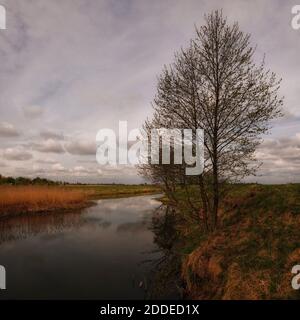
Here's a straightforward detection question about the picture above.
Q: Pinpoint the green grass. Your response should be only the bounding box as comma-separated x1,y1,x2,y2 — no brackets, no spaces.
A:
67,184,162,199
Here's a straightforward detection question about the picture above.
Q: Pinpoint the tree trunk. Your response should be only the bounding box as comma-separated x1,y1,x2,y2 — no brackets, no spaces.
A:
198,175,210,231
212,164,219,230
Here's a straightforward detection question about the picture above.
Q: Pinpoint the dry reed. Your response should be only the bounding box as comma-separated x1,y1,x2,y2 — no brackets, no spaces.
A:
0,185,88,217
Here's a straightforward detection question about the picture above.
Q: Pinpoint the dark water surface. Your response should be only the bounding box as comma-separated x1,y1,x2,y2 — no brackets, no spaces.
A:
0,194,172,299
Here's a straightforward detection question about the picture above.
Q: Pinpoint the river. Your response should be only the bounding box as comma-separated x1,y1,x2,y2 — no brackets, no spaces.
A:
0,194,181,299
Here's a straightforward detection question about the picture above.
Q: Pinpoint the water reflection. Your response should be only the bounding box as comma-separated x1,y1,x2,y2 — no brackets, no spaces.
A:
0,212,84,244
145,205,184,299
0,194,181,299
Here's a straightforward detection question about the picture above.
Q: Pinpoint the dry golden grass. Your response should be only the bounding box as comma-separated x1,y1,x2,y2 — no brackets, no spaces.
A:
0,186,88,217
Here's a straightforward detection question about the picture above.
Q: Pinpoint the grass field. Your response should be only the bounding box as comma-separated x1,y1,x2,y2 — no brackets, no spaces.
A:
68,184,161,199
0,184,161,218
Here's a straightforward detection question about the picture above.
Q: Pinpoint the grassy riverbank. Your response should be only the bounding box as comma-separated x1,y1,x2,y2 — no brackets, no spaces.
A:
68,184,161,199
0,184,161,218
164,184,300,299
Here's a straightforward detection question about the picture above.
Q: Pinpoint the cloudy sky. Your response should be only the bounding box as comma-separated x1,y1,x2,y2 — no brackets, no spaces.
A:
0,0,299,183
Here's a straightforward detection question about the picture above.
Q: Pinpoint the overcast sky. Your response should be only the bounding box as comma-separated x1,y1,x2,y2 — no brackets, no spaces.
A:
0,0,299,184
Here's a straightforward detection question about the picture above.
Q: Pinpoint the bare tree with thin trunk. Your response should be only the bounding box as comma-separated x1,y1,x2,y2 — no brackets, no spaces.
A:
140,10,283,231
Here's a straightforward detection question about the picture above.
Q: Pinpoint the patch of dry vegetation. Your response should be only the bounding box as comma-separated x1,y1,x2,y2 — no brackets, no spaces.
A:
0,186,88,218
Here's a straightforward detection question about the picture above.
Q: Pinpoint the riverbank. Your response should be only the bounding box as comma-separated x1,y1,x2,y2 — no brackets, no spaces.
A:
165,184,300,299
0,184,161,219
67,184,161,199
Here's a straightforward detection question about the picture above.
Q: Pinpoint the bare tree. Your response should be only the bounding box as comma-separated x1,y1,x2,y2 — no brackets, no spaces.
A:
140,10,283,231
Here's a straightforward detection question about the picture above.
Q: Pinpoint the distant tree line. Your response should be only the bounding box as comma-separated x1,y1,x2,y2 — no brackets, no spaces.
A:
0,174,66,186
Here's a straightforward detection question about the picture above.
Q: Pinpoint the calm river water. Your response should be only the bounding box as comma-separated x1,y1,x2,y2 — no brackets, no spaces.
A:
0,194,180,299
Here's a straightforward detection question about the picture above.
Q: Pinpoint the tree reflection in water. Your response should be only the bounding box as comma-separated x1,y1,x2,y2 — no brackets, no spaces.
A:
145,205,185,299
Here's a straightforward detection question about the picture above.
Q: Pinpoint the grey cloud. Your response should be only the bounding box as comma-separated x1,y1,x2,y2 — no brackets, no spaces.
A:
35,158,57,164
40,130,64,140
22,105,44,118
0,161,7,167
64,140,96,155
279,110,300,122
14,163,67,176
14,167,45,175
68,164,138,178
31,139,65,154
258,136,300,158
0,122,20,137
77,159,97,164
255,135,300,182
2,147,33,161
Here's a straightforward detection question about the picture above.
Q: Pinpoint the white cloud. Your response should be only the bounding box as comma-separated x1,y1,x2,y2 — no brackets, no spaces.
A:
73,165,87,172
51,163,65,172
